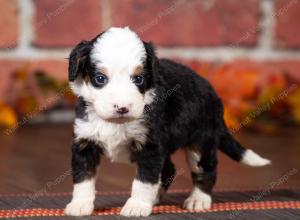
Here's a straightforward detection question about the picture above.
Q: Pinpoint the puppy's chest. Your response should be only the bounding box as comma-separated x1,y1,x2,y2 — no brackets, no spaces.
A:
74,112,148,163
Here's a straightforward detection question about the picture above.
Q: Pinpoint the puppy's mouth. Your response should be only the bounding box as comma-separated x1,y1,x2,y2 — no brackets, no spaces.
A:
105,115,136,124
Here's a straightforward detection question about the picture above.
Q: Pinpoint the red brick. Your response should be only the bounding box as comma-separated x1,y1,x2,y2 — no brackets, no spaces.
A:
0,60,68,100
34,0,101,47
110,0,260,46
275,0,300,48
0,0,18,48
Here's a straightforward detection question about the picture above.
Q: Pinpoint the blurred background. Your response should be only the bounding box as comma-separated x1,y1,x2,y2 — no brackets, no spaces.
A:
0,0,299,194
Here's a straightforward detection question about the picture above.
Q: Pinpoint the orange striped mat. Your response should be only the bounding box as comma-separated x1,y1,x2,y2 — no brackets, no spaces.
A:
0,189,299,219
0,201,299,218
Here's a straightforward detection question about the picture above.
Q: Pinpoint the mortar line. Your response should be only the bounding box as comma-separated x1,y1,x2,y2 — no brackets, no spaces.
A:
17,0,34,53
259,0,275,50
1,47,300,61
101,0,112,30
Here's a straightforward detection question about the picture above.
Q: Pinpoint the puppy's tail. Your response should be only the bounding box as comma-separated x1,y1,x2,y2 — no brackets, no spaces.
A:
219,131,271,167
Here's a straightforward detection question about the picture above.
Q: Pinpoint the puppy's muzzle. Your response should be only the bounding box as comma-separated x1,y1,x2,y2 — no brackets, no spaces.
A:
114,104,132,115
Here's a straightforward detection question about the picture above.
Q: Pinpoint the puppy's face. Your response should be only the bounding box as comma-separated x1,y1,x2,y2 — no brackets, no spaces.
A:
69,27,156,123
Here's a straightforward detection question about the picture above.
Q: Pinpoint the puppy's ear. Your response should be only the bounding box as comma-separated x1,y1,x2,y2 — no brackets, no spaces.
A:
143,41,158,71
68,40,92,81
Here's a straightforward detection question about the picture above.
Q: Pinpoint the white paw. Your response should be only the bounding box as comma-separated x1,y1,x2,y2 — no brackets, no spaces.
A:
120,197,153,217
65,200,94,216
183,188,212,210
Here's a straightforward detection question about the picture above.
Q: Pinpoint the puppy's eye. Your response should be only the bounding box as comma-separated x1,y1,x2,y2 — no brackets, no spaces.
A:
93,74,108,87
132,75,144,86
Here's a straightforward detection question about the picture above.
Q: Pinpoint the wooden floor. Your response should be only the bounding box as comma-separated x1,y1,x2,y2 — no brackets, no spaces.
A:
0,123,299,194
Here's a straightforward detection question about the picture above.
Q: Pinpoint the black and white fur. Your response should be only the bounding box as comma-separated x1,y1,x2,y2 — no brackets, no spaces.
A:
65,27,271,217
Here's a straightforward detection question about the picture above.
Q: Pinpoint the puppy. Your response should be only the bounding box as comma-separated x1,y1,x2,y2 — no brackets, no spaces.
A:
65,27,271,217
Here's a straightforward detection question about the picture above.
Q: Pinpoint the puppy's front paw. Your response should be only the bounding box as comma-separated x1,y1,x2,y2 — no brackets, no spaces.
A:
120,197,153,217
183,189,212,210
65,200,94,216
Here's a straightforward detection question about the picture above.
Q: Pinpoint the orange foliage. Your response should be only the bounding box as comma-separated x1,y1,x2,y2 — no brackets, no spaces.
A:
0,61,299,134
207,64,260,126
223,106,239,130
209,65,259,100
0,101,17,128
194,62,300,132
0,64,74,131
287,86,300,123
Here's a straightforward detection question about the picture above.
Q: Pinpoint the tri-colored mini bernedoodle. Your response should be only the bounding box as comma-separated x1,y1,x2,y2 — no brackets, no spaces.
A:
65,27,271,217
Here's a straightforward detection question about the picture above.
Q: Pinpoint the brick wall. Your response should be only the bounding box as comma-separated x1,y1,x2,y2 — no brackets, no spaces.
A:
1,0,300,99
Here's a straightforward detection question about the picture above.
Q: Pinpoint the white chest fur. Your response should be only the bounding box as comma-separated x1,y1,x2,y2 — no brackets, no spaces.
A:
74,108,148,164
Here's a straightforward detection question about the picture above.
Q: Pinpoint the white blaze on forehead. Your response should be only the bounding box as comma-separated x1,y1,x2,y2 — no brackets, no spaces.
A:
91,27,146,75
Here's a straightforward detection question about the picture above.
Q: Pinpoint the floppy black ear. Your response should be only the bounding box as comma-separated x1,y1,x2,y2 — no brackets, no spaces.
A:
143,41,158,72
68,40,93,81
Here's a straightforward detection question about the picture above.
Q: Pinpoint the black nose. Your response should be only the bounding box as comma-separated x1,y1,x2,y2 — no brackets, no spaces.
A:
116,107,129,115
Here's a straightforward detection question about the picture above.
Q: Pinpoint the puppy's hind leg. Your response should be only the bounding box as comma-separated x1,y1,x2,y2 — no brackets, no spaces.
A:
183,145,217,210
65,140,101,216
